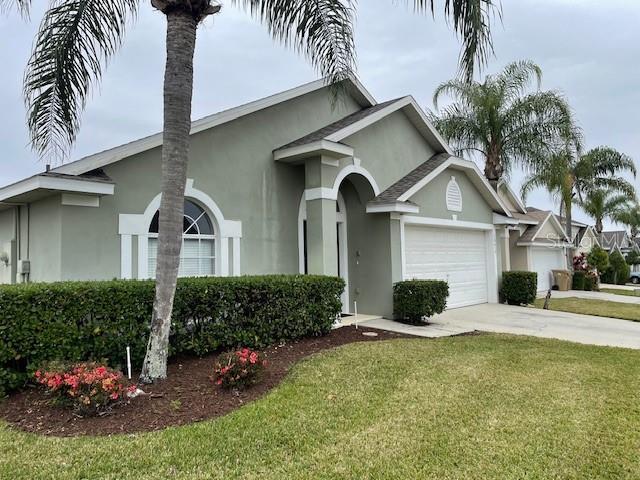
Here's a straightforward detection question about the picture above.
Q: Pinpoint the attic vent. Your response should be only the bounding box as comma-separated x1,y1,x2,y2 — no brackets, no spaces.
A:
446,176,462,212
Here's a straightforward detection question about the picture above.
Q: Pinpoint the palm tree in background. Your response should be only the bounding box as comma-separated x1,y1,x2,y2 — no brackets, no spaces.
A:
2,0,497,383
577,188,630,234
431,60,575,186
521,146,636,244
613,202,640,239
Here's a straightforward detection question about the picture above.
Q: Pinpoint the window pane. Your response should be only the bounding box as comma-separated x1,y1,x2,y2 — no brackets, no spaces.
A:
180,257,200,277
197,214,213,235
148,238,158,278
149,212,159,234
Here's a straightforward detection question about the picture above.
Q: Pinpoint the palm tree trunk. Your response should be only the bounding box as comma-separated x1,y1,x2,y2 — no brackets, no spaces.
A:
595,217,603,234
140,10,197,383
484,150,503,188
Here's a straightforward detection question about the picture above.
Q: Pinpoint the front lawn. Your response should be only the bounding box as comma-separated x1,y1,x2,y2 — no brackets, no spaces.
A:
535,297,640,322
2,335,640,479
601,288,640,297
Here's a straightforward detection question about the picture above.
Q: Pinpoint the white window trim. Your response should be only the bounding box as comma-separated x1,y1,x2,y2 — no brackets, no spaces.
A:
118,179,242,279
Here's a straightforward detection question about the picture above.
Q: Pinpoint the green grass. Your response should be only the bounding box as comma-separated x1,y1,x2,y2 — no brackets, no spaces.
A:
535,297,640,322
2,335,640,479
601,288,640,297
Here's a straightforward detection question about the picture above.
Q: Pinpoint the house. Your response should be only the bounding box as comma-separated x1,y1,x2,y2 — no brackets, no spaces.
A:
574,225,600,255
495,184,573,292
0,77,515,318
599,231,639,256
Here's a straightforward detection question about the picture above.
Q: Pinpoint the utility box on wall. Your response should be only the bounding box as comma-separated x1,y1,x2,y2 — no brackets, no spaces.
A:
17,259,30,275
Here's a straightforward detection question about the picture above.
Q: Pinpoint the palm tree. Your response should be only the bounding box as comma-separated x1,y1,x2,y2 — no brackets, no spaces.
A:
3,0,497,383
613,202,640,239
431,60,576,186
521,146,636,245
578,188,630,234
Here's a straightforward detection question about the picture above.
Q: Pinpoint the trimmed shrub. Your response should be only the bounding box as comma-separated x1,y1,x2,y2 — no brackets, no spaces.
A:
584,273,596,292
587,246,610,274
393,280,449,325
572,271,586,290
0,275,344,395
602,251,631,285
500,271,537,306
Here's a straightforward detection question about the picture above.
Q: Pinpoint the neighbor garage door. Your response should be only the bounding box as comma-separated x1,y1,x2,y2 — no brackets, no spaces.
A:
531,247,565,292
404,226,489,309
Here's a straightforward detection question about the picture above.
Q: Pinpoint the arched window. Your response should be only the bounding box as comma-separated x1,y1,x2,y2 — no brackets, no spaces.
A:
148,199,216,278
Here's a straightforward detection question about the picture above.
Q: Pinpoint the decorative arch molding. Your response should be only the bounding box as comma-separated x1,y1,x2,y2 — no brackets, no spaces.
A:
303,163,381,202
118,179,242,280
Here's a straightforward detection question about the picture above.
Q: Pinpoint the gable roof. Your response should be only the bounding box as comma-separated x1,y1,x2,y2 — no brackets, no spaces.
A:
600,231,631,250
277,98,402,150
365,153,510,215
496,180,527,214
52,76,376,177
516,209,571,245
274,95,453,162
575,225,600,247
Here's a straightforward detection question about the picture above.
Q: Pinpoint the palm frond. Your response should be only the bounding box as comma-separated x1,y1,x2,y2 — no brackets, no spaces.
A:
581,146,637,179
0,0,30,18
233,0,356,91
24,0,139,160
496,60,542,100
411,0,497,81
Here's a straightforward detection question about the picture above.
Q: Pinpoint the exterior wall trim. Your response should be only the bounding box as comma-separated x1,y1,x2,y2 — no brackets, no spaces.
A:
118,179,242,279
396,157,511,216
398,215,499,305
53,76,376,176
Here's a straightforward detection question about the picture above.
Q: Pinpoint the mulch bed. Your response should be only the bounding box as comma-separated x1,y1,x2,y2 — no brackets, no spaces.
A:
0,326,411,437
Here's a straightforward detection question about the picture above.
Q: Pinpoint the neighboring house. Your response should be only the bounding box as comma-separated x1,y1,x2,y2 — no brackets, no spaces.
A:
495,184,573,292
599,231,640,256
574,225,600,255
0,77,514,318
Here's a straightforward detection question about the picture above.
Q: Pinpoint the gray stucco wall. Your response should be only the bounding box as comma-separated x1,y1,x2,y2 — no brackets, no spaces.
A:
0,209,15,283
341,180,393,317
343,110,436,192
50,87,362,281
29,197,62,282
408,167,493,224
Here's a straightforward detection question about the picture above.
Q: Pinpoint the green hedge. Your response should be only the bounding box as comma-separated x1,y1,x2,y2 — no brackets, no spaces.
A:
393,280,449,325
0,275,344,396
572,271,586,290
500,271,537,306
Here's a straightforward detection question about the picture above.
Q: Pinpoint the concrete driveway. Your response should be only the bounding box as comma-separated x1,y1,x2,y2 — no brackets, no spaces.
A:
432,303,640,349
544,289,640,304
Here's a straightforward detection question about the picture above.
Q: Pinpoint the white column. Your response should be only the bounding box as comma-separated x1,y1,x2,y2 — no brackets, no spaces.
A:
220,238,229,277
232,237,241,276
120,234,132,279
137,235,148,279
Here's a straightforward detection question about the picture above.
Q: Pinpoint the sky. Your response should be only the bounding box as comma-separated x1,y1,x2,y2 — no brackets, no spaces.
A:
0,0,639,229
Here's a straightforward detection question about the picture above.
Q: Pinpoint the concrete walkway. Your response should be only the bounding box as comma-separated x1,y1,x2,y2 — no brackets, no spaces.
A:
361,303,640,349
360,317,475,338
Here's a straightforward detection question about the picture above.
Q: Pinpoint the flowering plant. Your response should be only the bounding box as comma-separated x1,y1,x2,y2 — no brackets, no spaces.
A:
34,362,135,416
213,348,266,389
573,253,589,272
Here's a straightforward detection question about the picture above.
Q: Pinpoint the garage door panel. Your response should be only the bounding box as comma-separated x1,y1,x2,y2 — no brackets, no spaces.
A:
531,247,565,292
404,226,489,309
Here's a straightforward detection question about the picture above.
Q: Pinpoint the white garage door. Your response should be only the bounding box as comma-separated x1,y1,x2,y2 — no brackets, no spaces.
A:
404,226,489,309
531,247,565,292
